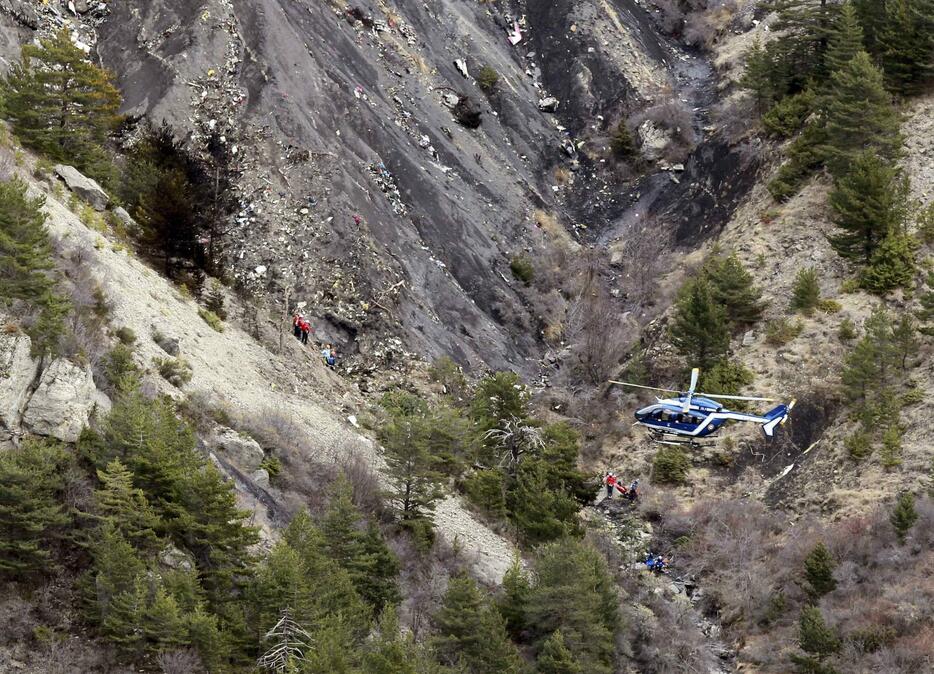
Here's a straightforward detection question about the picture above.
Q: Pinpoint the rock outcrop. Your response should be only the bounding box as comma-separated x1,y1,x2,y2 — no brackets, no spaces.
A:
0,325,38,447
22,358,105,443
54,164,109,211
207,427,266,473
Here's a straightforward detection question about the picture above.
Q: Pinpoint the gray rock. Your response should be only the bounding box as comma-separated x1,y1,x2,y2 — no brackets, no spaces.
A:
54,165,109,211
152,328,180,356
159,544,194,571
113,206,138,232
742,330,755,346
538,96,559,112
0,325,39,445
22,359,101,443
637,120,673,161
779,351,801,364
210,427,265,472
251,468,270,489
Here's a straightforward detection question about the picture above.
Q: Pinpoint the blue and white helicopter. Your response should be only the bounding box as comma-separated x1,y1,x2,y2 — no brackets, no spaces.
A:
610,368,794,447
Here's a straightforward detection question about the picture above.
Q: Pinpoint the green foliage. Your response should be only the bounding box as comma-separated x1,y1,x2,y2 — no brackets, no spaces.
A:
917,202,934,245
93,459,161,553
610,121,637,159
477,65,500,93
497,559,531,640
859,231,917,295
153,356,193,387
377,393,446,525
537,630,584,674
741,37,776,111
918,271,934,335
890,492,918,542
114,326,136,345
428,356,468,399
699,359,754,398
798,605,840,658
803,542,837,600
879,425,903,469
0,177,68,354
103,343,140,390
0,28,121,183
432,574,523,673
766,317,804,346
0,439,70,580
204,280,227,319
198,307,225,332
470,371,531,437
702,253,765,329
790,268,821,315
510,255,535,285
876,0,934,96
525,538,619,674
463,469,507,519
891,315,918,372
845,430,872,461
652,446,690,485
824,2,865,75
669,277,730,369
829,152,909,264
762,89,816,138
837,317,857,341
821,51,902,178
768,123,826,201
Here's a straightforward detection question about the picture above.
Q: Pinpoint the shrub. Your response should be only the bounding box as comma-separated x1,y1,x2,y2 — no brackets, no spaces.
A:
879,426,902,469
428,356,467,398
476,65,499,93
114,326,136,345
837,318,856,341
464,469,507,519
767,124,825,201
818,299,842,313
917,201,934,245
154,357,192,387
699,359,754,398
790,268,821,315
198,308,224,333
652,447,690,485
762,89,815,138
260,456,282,478
204,281,227,320
890,492,917,543
510,256,534,285
765,317,804,346
611,121,637,159
845,430,872,461
103,343,140,390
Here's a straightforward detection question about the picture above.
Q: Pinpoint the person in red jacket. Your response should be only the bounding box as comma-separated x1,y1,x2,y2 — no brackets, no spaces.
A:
300,319,311,345
292,313,302,339
604,472,617,499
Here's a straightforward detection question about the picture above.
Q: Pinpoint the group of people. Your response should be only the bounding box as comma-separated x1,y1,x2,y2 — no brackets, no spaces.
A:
292,313,339,368
603,472,639,502
645,552,669,574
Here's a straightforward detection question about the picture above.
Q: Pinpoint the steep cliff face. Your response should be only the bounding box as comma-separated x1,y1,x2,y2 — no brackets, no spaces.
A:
87,0,758,373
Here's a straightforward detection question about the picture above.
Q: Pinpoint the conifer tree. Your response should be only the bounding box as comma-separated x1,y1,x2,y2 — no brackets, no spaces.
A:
917,271,934,335
860,231,917,294
703,253,765,328
741,38,775,111
790,268,822,315
669,277,730,369
526,538,619,674
610,121,637,159
143,585,188,653
793,606,840,673
804,542,837,599
432,574,523,674
1,28,121,180
761,0,843,91
825,2,865,75
364,607,424,674
841,307,896,404
829,152,908,264
821,51,902,177
0,177,67,353
497,558,531,640
878,0,934,95
0,439,69,579
508,459,580,544
891,315,918,372
890,492,918,542
537,630,584,674
93,459,162,552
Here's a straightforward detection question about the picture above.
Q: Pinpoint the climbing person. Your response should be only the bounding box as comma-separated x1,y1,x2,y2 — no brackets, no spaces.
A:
628,479,639,502
604,472,617,498
300,318,310,345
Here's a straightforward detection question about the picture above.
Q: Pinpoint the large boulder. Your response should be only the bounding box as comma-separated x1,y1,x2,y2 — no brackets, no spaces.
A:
22,359,103,443
208,427,265,472
0,326,39,446
54,165,110,211
637,120,674,162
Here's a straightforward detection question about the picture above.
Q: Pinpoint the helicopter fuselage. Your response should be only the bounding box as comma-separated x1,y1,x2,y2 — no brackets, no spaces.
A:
634,397,727,438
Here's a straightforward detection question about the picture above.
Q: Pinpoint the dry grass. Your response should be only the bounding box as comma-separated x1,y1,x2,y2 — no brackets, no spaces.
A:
534,209,579,253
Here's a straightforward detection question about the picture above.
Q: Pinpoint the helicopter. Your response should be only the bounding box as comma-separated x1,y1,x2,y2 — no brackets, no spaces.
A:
609,368,794,447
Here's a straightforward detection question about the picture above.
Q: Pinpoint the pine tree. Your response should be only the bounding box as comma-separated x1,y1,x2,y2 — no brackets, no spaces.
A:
610,121,637,159
378,395,445,524
803,542,837,599
792,606,840,673
703,253,765,329
761,0,843,92
0,177,67,353
829,152,908,264
821,51,902,178
508,459,580,544
891,315,918,372
93,459,161,552
526,538,619,674
890,492,918,542
0,28,121,180
879,425,903,468
841,307,896,404
364,607,425,674
825,2,865,75
878,0,934,95
790,268,822,315
432,574,523,673
669,277,730,369
0,439,69,579
537,630,584,674
497,558,531,640
143,585,188,653
741,38,775,111
917,271,934,335
860,231,917,294
90,525,147,623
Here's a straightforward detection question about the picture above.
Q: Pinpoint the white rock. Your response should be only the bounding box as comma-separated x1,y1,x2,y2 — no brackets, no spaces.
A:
251,468,270,489
54,165,109,211
209,427,265,472
0,325,39,445
23,359,101,443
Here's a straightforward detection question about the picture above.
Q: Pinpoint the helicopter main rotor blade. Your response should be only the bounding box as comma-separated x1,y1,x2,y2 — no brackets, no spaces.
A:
608,381,682,394
696,392,778,402
682,368,700,413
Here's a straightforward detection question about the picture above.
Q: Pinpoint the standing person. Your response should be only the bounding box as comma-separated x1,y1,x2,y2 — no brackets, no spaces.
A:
300,318,310,345
321,343,332,364
292,313,301,339
628,479,639,502
604,472,617,499
326,345,337,367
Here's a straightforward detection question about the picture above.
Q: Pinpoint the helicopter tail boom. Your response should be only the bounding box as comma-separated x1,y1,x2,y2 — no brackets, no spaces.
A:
761,404,791,437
